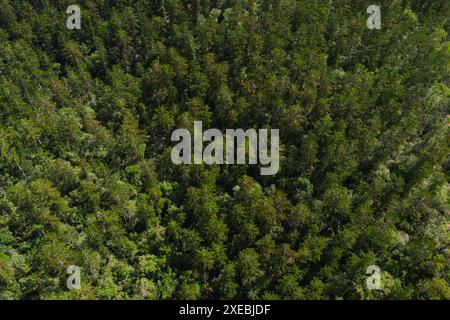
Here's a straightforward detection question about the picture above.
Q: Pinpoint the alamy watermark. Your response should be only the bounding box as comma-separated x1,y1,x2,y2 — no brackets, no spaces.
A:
366,265,382,290
171,121,280,175
66,5,381,30
66,265,81,290
66,5,81,30
367,5,381,30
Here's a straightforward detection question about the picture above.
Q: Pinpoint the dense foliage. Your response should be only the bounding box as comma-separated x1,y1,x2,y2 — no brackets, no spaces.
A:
0,0,449,299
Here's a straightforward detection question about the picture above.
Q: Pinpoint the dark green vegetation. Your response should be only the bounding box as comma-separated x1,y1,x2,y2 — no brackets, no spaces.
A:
0,0,449,299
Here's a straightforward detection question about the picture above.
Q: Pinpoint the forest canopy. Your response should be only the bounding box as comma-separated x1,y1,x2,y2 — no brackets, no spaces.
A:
0,0,449,299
